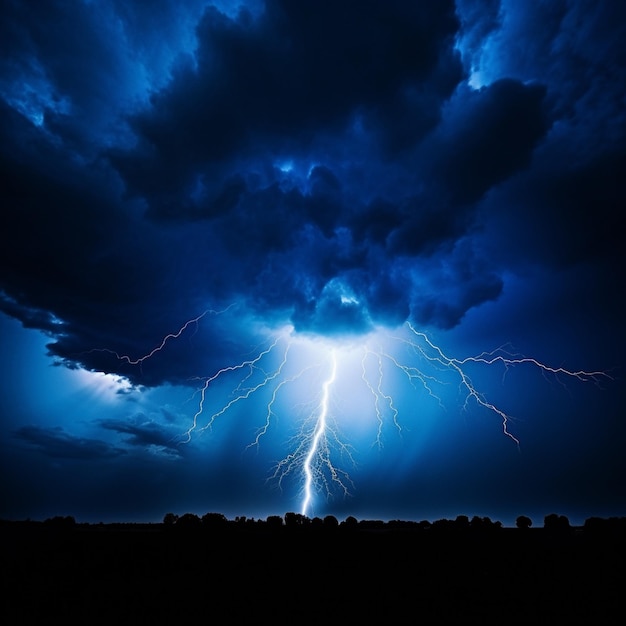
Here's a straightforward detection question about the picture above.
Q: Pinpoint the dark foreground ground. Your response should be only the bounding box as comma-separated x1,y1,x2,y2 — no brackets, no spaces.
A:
2,520,624,624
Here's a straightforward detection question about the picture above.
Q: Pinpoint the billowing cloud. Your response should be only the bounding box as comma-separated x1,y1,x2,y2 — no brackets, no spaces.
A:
1,0,625,526
0,0,623,391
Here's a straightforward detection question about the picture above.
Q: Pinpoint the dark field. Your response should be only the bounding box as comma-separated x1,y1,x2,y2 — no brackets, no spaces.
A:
2,517,624,624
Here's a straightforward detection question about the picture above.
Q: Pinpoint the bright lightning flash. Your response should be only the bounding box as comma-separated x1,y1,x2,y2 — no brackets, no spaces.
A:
301,349,337,516
93,311,612,518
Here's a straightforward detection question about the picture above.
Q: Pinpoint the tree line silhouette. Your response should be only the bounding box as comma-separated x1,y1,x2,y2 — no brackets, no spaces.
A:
5,510,624,537
3,510,624,624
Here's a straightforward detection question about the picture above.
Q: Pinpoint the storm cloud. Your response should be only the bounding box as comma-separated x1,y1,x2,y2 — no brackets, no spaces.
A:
1,0,624,384
1,0,625,526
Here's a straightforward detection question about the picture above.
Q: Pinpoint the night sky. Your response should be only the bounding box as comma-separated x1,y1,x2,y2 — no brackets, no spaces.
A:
1,0,624,527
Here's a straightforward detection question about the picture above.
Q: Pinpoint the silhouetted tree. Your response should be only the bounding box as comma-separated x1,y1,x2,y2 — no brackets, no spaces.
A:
284,512,309,528
176,513,201,529
201,512,228,528
44,515,76,530
359,519,385,530
266,515,283,529
323,515,339,529
516,515,532,529
583,516,604,535
432,518,455,532
163,513,179,526
544,513,571,533
469,516,501,533
584,516,626,538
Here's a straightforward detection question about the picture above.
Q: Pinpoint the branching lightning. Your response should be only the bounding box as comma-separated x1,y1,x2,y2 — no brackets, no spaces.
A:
94,309,613,518
181,333,290,443
361,347,402,446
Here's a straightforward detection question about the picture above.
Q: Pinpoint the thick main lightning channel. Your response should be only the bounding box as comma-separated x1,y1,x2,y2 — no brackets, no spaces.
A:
301,349,337,517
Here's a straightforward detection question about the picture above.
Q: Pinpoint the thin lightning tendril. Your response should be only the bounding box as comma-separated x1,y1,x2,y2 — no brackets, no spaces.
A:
246,361,317,451
95,311,612,517
181,335,288,443
82,305,234,371
362,348,401,448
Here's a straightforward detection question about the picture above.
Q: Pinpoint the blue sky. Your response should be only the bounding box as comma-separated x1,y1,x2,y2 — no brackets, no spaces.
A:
1,0,624,526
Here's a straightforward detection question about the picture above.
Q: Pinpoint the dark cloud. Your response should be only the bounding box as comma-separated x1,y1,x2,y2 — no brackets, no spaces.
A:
0,0,624,389
1,0,625,526
1,0,130,149
480,150,626,272
410,240,504,329
14,426,125,460
420,79,549,205
99,416,183,456
110,0,463,214
477,0,626,146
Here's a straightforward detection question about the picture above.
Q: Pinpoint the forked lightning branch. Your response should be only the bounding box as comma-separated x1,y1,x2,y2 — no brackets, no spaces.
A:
91,309,611,517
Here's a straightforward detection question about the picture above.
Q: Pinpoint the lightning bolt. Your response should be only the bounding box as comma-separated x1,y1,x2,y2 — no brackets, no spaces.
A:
361,347,401,448
180,333,289,443
401,323,611,446
267,349,354,518
300,349,337,516
95,311,612,517
82,305,234,372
